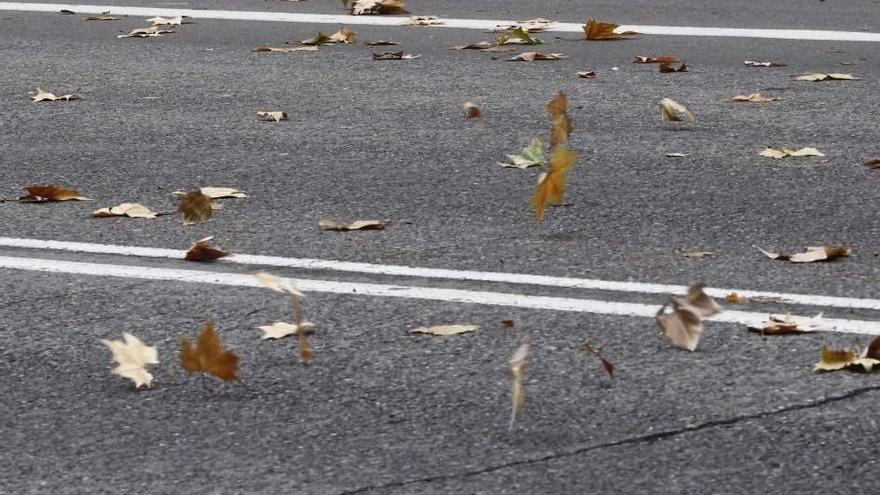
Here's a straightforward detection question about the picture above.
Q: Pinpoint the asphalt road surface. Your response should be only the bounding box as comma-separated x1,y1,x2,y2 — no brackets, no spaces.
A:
1,1,879,493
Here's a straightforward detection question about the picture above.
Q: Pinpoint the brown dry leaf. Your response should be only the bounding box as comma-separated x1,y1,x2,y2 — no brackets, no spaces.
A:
372,51,420,60
366,40,399,46
258,321,314,340
743,60,786,67
348,0,408,15
257,111,288,122
532,147,576,222
683,250,714,259
583,18,637,40
85,15,119,21
60,9,75,14
748,313,822,335
409,324,479,336
20,185,91,202
463,101,482,120
656,283,720,351
865,336,880,361
319,219,389,231
756,245,850,263
507,52,565,61
30,88,80,102
508,336,531,430
180,320,239,381
253,45,318,52
576,70,597,79
178,191,213,225
100,332,159,389
184,236,230,262
92,203,158,219
147,15,186,26
546,91,572,148
725,292,748,303
329,26,356,43
402,15,443,26
117,26,174,38
864,159,880,169
759,147,825,159
633,55,682,64
684,283,722,317
793,72,857,81
659,98,695,123
814,345,879,373
659,61,688,73
583,342,614,377
731,93,779,102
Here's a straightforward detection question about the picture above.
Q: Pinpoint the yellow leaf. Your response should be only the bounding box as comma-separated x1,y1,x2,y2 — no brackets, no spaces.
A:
532,148,576,222
546,91,573,148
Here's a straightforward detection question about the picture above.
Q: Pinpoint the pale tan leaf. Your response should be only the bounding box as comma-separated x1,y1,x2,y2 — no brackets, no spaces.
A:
748,313,822,335
147,15,185,26
409,324,479,336
30,88,80,102
349,0,408,15
253,45,319,52
576,70,597,79
759,147,824,159
117,26,174,38
329,26,356,43
743,60,785,67
507,51,565,61
100,332,159,388
258,321,315,340
198,187,248,199
730,93,779,102
659,98,695,123
789,246,850,263
92,203,158,219
318,219,389,231
793,72,857,81
656,303,703,351
684,283,721,318
683,250,714,258
255,272,304,297
509,336,531,430
582,18,637,40
85,15,119,21
257,111,288,122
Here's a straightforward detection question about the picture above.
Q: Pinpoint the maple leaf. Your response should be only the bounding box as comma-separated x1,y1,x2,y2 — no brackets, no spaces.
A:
633,55,682,64
92,203,159,219
253,45,318,53
659,98,695,123
499,136,546,169
318,219,389,231
347,0,408,15
507,52,565,61
583,342,614,377
659,61,688,73
184,237,230,262
402,15,443,26
117,26,174,38
743,60,785,67
532,147,576,222
748,313,823,335
759,147,824,159
463,101,482,120
258,111,288,122
546,91,573,148
180,320,239,381
756,246,850,263
258,321,314,340
177,190,213,225
30,88,80,102
793,73,857,82
508,336,531,430
814,344,880,373
100,332,159,388
582,18,637,40
19,185,91,202
372,51,419,60
731,93,779,102
409,324,479,336
655,283,720,351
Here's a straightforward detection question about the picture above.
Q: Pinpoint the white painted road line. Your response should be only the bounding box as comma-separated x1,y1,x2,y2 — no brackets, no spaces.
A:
0,237,878,312
2,2,880,42
1,255,879,335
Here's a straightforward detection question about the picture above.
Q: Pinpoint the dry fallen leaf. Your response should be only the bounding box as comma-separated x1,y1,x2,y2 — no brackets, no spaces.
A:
347,0,408,15
20,185,91,202
546,91,573,148
257,111,288,122
330,26,356,43
731,93,779,102
409,324,479,336
100,332,159,388
508,336,531,430
532,147,576,222
402,15,443,26
147,15,186,26
793,72,857,81
499,136,546,169
463,101,482,120
30,88,80,102
507,52,565,61
659,61,688,73
501,27,543,45
366,40,399,46
184,236,230,262
756,245,850,263
451,41,495,50
743,60,785,67
583,18,637,40
815,343,880,373
256,272,313,364
576,70,597,79
583,342,614,377
633,55,682,64
197,187,248,199
372,51,420,60
258,321,314,340
656,283,720,351
864,159,880,169
85,15,119,21
180,320,239,381
300,32,333,45
490,18,555,33
748,313,823,335
253,45,318,53
659,98,695,123
759,147,825,159
177,190,213,225
92,203,158,219
256,272,304,297
117,26,174,38
319,219,389,231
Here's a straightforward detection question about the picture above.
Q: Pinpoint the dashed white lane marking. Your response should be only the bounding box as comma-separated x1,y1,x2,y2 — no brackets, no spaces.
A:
1,255,879,335
0,237,878,312
2,2,879,42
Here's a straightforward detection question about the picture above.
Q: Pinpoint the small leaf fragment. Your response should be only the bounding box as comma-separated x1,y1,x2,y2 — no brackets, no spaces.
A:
576,70,597,79
731,93,779,102
815,344,879,373
683,250,714,259
318,219,389,231
147,15,186,26
348,0,408,15
633,55,682,64
583,18,637,40
366,40,399,46
372,51,420,60
329,26,356,43
659,98,695,123
402,15,443,26
507,51,565,61
656,283,720,351
792,72,857,81
499,136,546,169
583,342,614,377
177,191,213,225
117,26,174,38
743,60,785,67
665,152,690,158
508,336,531,430
409,324,479,336
759,147,825,159
92,203,158,219
748,313,822,335
100,332,159,388
532,147,576,222
179,320,239,381
756,245,850,263
253,45,318,52
258,321,314,340
864,159,880,169
184,236,230,262
546,91,573,148
30,88,80,102
255,272,304,297
463,101,482,120
659,61,688,73
198,187,248,199
257,111,288,122
85,15,119,21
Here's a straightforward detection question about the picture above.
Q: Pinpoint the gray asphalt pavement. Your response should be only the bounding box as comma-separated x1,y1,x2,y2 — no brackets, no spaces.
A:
1,1,880,493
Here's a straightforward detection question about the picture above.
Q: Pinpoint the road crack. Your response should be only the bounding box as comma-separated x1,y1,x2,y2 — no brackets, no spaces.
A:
337,384,880,494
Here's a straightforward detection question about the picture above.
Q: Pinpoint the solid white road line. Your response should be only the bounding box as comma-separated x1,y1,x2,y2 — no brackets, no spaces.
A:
1,255,878,335
0,237,878,311
2,2,879,42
